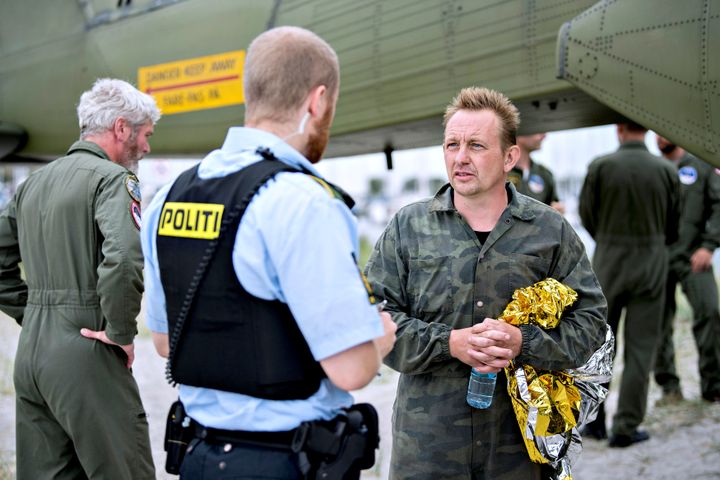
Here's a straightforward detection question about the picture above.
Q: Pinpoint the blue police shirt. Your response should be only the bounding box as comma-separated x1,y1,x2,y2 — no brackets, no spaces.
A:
142,127,384,431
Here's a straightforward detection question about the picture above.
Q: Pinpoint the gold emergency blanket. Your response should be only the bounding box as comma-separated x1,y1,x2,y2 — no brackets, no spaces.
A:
500,279,580,466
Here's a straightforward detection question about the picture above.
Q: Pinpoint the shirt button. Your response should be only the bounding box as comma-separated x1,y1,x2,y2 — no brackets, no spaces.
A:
219,461,227,470
223,443,233,453
476,440,483,446
476,301,484,308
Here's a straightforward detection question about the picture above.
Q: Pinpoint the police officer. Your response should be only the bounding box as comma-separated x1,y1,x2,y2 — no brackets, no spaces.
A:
0,78,159,478
579,122,681,447
508,133,565,213
654,135,720,404
141,27,396,479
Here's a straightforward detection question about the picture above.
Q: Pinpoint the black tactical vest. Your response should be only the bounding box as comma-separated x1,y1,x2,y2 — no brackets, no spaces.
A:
157,158,327,400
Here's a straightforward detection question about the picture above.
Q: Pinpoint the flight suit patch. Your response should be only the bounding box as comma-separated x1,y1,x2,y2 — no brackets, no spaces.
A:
130,201,142,230
126,175,142,202
528,174,545,193
678,166,698,185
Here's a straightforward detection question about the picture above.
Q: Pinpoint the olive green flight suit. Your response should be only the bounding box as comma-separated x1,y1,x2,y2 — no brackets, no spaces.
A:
654,153,720,400
0,141,154,479
579,141,681,437
508,159,559,206
366,183,607,480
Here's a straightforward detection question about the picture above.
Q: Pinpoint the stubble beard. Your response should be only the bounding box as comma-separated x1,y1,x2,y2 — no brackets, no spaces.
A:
304,106,333,164
119,130,141,173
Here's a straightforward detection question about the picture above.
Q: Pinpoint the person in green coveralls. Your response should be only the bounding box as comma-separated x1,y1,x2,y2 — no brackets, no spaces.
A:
579,122,681,448
653,135,720,404
508,133,565,214
0,78,160,479
366,86,607,480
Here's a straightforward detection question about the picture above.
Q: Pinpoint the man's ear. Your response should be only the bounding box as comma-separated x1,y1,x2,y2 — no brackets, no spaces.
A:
503,145,520,173
112,117,130,142
307,85,328,118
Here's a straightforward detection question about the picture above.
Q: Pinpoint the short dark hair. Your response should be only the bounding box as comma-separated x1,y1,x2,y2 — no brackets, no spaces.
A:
244,27,339,124
618,118,648,133
444,87,520,150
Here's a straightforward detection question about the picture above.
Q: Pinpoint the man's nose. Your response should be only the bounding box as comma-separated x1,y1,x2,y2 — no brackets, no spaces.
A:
454,146,469,164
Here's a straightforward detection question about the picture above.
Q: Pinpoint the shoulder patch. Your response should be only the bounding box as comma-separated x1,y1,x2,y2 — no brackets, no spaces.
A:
507,170,522,188
130,201,142,230
678,166,698,185
309,175,338,199
528,174,545,193
125,175,141,202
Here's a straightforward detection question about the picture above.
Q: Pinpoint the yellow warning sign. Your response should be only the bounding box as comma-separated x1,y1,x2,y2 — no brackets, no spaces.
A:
138,50,245,115
158,202,225,240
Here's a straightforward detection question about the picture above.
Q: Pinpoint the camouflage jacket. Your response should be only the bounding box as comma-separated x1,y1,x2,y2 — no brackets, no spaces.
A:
365,182,607,480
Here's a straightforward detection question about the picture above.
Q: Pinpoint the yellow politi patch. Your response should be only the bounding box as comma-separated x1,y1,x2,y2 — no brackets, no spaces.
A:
158,202,224,239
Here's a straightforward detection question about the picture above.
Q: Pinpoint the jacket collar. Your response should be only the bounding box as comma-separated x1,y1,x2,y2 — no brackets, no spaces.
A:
429,181,536,221
618,140,648,151
66,140,111,161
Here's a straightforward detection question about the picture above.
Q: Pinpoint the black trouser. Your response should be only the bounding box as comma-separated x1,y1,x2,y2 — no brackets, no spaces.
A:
181,438,303,479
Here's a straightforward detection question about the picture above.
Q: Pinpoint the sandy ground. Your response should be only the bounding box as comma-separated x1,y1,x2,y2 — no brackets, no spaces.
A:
1,296,719,479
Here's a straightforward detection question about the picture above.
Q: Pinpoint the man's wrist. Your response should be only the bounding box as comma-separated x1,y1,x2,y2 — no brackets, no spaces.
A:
106,329,135,346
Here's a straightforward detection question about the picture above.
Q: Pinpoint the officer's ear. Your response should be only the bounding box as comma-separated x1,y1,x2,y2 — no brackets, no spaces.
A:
503,145,520,173
307,85,328,120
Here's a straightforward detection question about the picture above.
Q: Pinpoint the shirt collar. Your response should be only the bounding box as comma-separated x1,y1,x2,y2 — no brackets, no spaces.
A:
66,140,111,161
618,140,648,151
220,127,323,177
679,152,695,166
429,181,535,221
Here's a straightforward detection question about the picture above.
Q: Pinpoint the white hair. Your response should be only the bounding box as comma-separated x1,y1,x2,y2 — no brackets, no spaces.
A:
77,78,160,138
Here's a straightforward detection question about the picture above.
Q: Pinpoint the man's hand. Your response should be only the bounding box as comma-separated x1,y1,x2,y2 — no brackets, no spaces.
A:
449,319,516,373
80,328,135,369
551,201,566,215
469,318,522,358
691,247,713,272
374,311,397,358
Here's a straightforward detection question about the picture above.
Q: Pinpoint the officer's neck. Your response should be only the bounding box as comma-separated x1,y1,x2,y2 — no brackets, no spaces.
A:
245,119,309,155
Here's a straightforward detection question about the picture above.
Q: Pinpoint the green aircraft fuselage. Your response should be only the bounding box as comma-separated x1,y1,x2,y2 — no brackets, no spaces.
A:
0,0,718,165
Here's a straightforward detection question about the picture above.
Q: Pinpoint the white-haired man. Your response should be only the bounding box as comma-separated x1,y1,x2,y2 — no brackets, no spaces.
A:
142,27,396,479
0,78,160,479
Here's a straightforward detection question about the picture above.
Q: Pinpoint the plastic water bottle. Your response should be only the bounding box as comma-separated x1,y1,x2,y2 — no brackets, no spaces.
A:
466,369,497,409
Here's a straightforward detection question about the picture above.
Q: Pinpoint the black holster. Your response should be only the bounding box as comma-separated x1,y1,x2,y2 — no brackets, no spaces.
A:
164,400,195,474
291,403,379,480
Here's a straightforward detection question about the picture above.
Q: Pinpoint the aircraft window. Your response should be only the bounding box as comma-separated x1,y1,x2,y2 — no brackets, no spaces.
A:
402,178,419,193
368,178,386,197
117,0,132,6
429,178,445,193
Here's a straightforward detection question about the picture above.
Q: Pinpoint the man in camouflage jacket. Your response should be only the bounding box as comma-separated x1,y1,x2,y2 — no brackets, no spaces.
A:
366,87,607,480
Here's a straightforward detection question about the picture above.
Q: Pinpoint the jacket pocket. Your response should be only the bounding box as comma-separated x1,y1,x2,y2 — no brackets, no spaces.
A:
407,257,452,315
